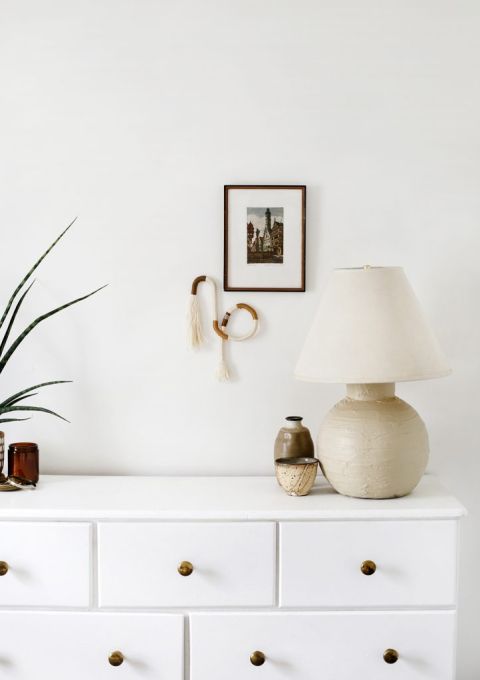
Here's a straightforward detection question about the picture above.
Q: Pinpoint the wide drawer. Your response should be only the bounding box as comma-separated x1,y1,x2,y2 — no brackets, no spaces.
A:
280,520,458,607
98,522,276,607
190,611,456,680
0,522,90,607
0,612,183,679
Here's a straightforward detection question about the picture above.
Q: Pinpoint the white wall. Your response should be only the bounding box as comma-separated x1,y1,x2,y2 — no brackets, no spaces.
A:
0,0,478,675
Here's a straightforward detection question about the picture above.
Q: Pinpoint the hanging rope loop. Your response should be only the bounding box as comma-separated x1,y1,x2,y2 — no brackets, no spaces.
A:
187,275,259,380
219,303,258,341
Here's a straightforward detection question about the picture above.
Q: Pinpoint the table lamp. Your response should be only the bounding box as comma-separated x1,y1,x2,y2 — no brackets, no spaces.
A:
294,266,450,499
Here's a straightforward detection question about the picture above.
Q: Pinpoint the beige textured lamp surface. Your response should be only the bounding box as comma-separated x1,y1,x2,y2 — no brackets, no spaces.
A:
295,266,450,500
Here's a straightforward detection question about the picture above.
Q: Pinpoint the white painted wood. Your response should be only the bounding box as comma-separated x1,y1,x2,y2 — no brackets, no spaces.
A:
280,520,458,607
0,475,464,677
0,612,183,679
0,474,466,520
0,522,90,607
98,522,276,607
190,611,456,680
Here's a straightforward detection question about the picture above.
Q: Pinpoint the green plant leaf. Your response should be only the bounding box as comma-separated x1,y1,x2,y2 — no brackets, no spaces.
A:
0,217,77,333
0,393,38,411
0,280,35,358
0,380,71,409
0,405,69,422
0,417,31,423
0,285,107,376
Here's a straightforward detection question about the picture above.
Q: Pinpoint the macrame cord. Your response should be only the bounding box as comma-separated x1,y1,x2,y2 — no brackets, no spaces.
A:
187,275,258,381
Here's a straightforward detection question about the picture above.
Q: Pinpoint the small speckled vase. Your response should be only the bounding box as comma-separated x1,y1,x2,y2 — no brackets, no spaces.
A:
274,416,314,462
275,457,319,496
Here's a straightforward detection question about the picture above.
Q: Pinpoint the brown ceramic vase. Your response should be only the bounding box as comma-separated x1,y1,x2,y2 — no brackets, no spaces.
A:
274,416,314,462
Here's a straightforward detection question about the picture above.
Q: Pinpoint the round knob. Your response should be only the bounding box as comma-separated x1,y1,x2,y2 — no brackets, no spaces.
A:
383,649,399,664
108,651,124,667
0,561,9,576
361,560,377,576
177,560,194,577
250,651,266,666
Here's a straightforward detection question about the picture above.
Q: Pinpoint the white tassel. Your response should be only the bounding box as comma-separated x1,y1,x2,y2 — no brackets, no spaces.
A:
216,340,230,382
187,294,203,348
188,276,257,382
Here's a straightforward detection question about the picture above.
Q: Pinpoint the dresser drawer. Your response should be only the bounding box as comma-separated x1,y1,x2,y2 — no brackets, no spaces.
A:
280,520,457,607
0,522,90,607
98,522,276,607
0,612,183,679
190,611,456,680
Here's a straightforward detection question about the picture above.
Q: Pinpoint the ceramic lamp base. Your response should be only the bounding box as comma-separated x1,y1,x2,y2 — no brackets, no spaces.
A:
318,383,429,499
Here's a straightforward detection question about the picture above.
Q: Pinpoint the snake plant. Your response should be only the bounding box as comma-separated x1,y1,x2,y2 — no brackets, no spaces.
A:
0,219,106,424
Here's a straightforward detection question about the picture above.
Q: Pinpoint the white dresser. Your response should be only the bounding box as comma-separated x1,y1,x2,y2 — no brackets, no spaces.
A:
0,474,465,679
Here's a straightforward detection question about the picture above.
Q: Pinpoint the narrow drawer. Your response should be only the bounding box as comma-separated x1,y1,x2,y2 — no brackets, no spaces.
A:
190,611,456,680
280,520,458,607
0,522,90,607
98,522,276,607
0,612,183,679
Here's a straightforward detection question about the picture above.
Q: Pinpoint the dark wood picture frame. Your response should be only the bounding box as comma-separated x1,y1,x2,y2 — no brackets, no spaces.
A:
224,185,306,292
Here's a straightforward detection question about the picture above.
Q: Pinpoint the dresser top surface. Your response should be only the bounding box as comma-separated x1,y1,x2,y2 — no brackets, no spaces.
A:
0,474,465,520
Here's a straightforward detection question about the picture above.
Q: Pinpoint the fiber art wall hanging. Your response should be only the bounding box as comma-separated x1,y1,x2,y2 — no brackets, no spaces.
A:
187,275,259,382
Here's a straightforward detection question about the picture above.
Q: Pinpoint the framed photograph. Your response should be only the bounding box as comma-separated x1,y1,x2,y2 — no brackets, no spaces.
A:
224,185,306,292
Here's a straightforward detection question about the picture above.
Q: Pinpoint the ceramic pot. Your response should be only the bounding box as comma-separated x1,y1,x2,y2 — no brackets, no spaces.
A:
274,416,314,461
275,457,319,496
318,383,429,499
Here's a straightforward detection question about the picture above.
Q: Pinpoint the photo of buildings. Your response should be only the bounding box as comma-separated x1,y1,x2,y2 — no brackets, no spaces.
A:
247,207,284,264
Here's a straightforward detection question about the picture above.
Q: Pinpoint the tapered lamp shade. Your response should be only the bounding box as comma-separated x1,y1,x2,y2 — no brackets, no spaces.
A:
294,267,450,499
295,267,450,384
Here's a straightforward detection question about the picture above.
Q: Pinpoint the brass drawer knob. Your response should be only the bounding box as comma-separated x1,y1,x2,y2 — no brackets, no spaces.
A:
383,649,399,664
361,560,377,575
108,651,124,667
250,651,266,666
177,560,194,577
0,561,9,576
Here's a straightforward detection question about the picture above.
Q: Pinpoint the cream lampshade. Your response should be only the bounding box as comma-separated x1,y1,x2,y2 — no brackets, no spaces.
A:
295,266,450,499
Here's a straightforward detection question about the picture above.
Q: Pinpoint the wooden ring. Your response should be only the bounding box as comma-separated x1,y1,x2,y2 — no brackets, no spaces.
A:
236,302,258,320
220,303,258,341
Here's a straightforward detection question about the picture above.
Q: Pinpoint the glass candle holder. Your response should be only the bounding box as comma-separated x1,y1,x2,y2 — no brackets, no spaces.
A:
8,442,39,484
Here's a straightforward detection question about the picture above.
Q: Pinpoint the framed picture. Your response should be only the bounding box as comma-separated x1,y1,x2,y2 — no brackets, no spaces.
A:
224,185,306,292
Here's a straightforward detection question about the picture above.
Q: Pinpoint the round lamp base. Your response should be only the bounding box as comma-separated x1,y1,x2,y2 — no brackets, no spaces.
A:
318,383,429,499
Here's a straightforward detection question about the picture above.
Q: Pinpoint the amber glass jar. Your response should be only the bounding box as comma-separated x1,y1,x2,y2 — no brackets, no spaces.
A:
8,442,39,483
